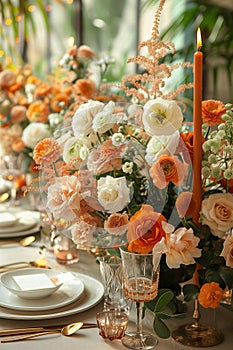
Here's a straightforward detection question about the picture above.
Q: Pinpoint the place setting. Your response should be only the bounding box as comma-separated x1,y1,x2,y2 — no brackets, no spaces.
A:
0,210,40,239
0,267,104,321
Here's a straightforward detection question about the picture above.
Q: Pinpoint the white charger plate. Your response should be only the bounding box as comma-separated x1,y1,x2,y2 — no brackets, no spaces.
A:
0,211,40,238
0,213,19,227
0,272,104,320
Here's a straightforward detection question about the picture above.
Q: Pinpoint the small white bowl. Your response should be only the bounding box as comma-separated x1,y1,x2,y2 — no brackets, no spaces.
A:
0,268,63,299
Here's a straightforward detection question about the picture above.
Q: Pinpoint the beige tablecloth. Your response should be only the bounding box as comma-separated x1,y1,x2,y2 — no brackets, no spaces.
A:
0,240,232,349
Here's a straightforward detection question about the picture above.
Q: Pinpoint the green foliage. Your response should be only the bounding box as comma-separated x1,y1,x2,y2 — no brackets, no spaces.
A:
183,283,199,301
145,289,186,338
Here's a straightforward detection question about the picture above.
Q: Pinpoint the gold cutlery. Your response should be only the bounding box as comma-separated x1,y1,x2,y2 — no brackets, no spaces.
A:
0,322,97,336
1,322,98,342
0,235,36,247
0,260,51,273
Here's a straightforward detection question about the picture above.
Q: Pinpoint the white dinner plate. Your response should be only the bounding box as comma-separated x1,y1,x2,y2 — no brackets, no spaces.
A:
0,270,84,311
0,272,104,320
0,211,40,238
0,213,19,227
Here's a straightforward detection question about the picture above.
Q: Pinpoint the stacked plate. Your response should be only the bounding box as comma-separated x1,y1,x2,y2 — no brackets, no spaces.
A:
0,268,104,320
0,211,40,238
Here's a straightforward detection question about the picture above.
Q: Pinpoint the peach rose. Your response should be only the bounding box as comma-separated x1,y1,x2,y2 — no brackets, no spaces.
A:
104,212,129,235
127,204,166,254
47,175,81,221
149,155,186,189
153,225,201,269
201,193,233,238
220,234,233,268
198,282,224,309
74,79,97,99
202,100,226,126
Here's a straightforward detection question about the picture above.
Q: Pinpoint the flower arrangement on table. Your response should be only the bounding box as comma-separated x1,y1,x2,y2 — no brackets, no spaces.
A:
33,0,233,339
0,44,98,177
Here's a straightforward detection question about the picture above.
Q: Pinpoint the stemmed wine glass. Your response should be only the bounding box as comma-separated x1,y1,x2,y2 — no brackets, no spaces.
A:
120,247,161,350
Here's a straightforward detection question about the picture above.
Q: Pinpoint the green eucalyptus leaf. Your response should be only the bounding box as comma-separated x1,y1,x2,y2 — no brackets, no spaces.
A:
154,290,174,312
153,317,170,339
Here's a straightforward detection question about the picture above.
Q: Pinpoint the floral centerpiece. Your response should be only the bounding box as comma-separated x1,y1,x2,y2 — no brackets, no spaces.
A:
32,0,233,339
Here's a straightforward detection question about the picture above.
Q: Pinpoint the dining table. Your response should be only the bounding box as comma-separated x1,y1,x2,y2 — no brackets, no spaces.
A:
0,202,232,350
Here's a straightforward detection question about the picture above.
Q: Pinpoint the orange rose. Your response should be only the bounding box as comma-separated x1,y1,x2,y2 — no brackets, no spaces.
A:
202,100,226,126
26,101,50,123
198,282,224,309
127,204,167,254
149,155,185,189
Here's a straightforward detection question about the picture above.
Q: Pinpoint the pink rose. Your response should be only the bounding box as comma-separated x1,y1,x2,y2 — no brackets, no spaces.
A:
220,234,233,268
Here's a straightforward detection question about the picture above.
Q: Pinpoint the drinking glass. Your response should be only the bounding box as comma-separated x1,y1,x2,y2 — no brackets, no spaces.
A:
120,247,161,350
98,255,131,314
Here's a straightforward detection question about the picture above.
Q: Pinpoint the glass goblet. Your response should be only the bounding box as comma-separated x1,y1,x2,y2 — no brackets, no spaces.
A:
120,247,161,350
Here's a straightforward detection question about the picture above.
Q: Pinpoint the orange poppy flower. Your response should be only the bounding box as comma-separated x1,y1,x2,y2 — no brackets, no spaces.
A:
149,155,185,189
127,204,166,254
198,282,224,309
202,100,226,126
26,101,50,123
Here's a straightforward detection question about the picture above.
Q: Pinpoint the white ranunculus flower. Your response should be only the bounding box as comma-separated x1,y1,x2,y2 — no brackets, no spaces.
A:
22,122,50,149
63,136,90,163
145,131,180,165
142,98,183,136
48,113,63,128
97,175,130,213
92,101,116,134
72,100,104,137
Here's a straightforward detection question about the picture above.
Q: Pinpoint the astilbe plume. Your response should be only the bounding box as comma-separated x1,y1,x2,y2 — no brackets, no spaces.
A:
120,0,193,104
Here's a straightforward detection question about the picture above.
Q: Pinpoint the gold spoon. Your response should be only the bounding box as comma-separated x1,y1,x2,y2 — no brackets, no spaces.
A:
0,193,10,202
0,235,36,247
1,322,87,343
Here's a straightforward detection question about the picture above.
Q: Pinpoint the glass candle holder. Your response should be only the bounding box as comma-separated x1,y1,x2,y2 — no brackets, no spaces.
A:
96,310,128,341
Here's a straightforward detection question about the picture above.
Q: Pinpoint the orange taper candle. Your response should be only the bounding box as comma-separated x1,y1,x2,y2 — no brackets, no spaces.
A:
193,28,203,224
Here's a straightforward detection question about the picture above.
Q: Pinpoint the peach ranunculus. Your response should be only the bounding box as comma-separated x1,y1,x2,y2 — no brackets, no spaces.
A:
198,282,224,309
202,99,226,126
87,148,122,175
153,222,201,269
220,234,233,268
12,138,25,152
47,175,81,221
35,82,52,97
26,101,50,123
127,204,167,254
11,105,27,124
33,138,60,165
175,192,196,218
74,79,97,99
201,193,233,238
77,45,96,60
104,212,129,235
149,155,186,189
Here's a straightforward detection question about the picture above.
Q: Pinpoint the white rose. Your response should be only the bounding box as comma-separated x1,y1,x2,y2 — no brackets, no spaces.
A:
97,175,130,213
145,131,180,165
201,193,233,238
22,122,50,149
63,136,90,163
142,98,183,136
92,101,116,134
72,100,104,137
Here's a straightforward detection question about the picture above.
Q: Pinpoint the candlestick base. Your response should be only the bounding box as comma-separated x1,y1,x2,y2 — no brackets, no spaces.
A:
172,323,224,347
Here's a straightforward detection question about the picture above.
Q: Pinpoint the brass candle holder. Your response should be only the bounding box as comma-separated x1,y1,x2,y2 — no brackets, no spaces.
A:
172,299,224,347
